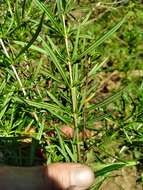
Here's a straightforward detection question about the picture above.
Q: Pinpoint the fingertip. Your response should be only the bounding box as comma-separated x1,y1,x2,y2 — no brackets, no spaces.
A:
70,165,95,190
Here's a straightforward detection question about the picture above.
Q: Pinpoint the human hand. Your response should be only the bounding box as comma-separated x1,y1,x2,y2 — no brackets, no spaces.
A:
0,163,94,190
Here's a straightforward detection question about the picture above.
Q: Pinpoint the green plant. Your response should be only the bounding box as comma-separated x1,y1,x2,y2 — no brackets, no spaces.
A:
1,0,143,189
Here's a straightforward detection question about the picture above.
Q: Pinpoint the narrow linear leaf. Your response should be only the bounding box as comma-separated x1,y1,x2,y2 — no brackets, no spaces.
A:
95,163,125,177
46,90,65,109
72,25,80,60
14,41,49,55
0,105,8,121
34,0,61,33
78,18,125,60
39,35,64,61
4,0,14,35
88,57,108,77
22,0,26,18
15,39,66,83
0,90,14,120
15,0,20,26
39,36,69,85
16,13,45,59
73,63,79,82
36,121,45,141
41,69,61,83
65,144,77,162
15,39,66,66
56,0,64,14
55,127,70,162
85,113,111,129
95,161,137,177
57,146,70,162
12,97,71,123
25,100,71,123
87,87,126,111
0,80,6,94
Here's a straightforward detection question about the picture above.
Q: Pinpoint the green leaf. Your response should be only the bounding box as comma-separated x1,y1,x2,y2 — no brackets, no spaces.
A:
14,40,49,56
95,161,137,177
16,13,45,59
77,18,125,60
0,90,14,121
81,57,108,84
72,25,80,60
65,144,77,162
0,80,6,94
46,90,66,109
35,120,45,141
87,87,126,111
40,36,64,61
40,69,61,83
22,0,26,18
39,36,69,86
13,97,71,123
15,39,66,74
55,127,70,162
25,99,71,123
88,57,108,77
34,0,61,33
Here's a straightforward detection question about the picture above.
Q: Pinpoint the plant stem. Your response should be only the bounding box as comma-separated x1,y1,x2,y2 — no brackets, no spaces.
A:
62,15,73,85
62,15,81,161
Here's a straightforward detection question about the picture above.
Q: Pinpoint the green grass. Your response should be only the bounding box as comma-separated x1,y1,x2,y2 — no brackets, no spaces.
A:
0,0,143,189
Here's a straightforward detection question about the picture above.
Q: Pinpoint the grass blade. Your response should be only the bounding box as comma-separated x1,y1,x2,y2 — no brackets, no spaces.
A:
95,161,137,177
65,144,77,162
55,127,70,162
